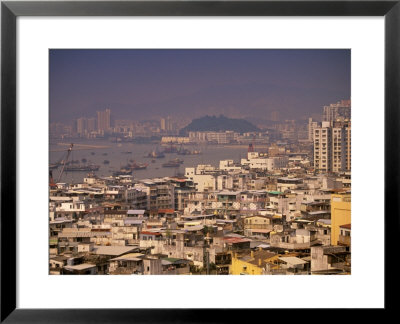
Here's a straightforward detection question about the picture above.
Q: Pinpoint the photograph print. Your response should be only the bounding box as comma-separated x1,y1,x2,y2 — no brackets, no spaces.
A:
49,49,351,275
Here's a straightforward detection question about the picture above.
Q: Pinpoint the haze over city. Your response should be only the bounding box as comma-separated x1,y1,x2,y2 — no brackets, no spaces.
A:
49,49,351,276
50,49,350,125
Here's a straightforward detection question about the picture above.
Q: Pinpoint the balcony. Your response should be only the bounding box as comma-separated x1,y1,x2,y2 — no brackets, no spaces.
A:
338,235,351,246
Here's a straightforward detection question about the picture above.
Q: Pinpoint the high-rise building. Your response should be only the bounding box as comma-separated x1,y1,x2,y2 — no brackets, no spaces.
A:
331,126,345,172
308,117,319,142
97,108,111,133
345,125,351,171
313,121,332,173
76,117,87,135
323,100,351,122
87,118,96,133
161,116,173,132
160,118,166,131
314,100,351,173
332,120,351,172
313,120,351,173
166,116,172,131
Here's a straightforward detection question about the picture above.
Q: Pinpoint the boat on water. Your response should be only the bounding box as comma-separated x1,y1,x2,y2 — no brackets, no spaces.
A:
113,167,132,176
177,148,201,155
162,143,178,154
177,144,201,155
64,164,100,172
171,158,184,164
146,150,165,158
162,161,181,168
129,162,148,170
177,149,191,155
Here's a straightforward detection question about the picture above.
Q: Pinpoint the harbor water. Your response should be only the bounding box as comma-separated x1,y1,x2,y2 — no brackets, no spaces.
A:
49,139,254,184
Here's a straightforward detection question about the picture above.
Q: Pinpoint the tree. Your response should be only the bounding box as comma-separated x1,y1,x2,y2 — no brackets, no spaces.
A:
166,229,172,245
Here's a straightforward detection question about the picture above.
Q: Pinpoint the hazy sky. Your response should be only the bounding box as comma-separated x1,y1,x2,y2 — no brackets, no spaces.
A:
50,49,350,124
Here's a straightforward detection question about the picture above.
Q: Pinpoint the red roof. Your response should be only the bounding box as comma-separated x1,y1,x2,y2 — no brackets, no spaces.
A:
340,224,351,229
223,237,251,244
140,231,161,236
158,209,174,214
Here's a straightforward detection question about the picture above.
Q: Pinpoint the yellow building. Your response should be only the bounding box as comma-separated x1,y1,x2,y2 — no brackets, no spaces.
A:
264,253,303,273
230,250,276,275
331,193,351,246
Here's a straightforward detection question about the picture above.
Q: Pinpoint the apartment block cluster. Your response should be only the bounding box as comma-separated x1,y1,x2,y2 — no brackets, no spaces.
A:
49,162,350,275
75,108,112,137
49,100,351,275
309,100,351,173
51,110,183,140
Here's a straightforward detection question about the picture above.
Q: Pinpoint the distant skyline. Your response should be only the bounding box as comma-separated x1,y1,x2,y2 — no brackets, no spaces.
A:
50,49,350,125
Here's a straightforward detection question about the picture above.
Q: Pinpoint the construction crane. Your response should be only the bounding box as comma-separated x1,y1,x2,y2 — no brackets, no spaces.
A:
56,143,73,183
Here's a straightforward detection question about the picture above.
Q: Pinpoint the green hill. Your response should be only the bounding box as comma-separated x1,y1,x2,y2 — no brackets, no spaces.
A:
180,115,260,135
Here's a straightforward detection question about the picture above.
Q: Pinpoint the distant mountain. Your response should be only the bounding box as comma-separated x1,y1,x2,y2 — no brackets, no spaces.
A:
179,115,260,135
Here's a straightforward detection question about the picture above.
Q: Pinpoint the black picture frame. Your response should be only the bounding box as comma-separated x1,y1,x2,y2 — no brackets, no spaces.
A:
1,0,397,322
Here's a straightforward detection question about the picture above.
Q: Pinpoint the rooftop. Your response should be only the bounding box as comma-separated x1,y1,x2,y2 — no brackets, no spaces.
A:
110,253,145,262
278,256,308,265
64,263,96,271
223,237,251,244
127,210,145,215
92,246,138,256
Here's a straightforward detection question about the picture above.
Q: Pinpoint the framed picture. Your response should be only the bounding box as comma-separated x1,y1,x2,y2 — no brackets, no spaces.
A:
1,0,397,321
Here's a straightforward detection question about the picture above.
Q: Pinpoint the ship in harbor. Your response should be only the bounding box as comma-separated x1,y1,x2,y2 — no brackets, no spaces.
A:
64,164,100,172
170,158,184,164
113,167,132,176
162,142,179,154
129,162,148,170
162,161,181,168
145,149,165,159
177,144,201,155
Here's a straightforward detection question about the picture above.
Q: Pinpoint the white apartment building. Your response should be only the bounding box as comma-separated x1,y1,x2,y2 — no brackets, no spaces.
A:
191,175,216,192
314,121,351,173
308,118,319,142
219,160,242,173
313,121,332,173
188,131,237,144
185,168,216,192
323,100,351,122
332,127,345,172
241,155,288,171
